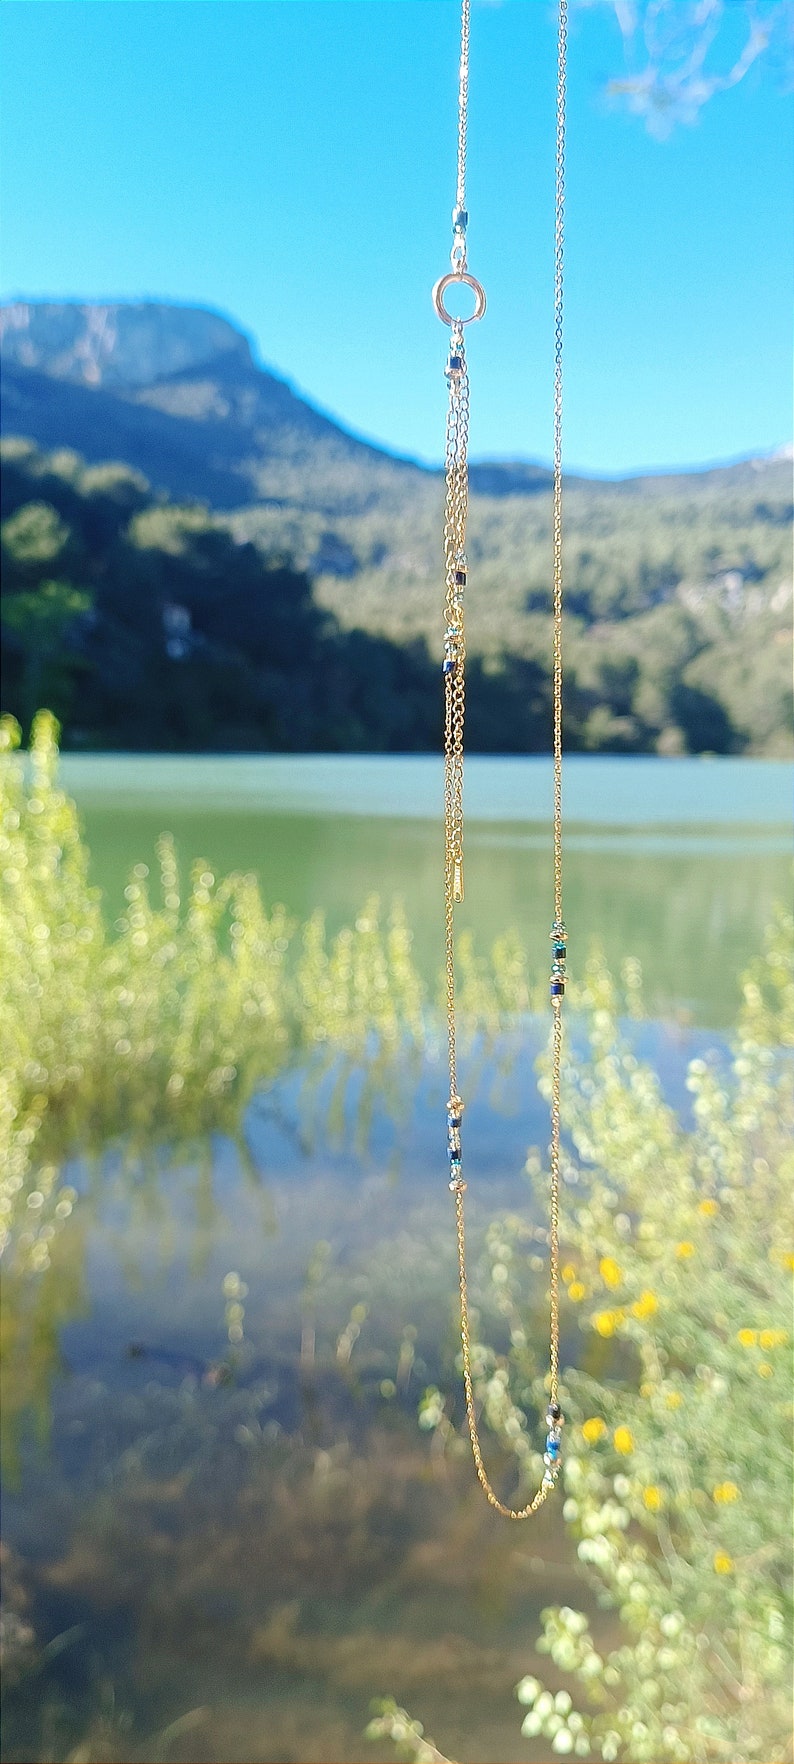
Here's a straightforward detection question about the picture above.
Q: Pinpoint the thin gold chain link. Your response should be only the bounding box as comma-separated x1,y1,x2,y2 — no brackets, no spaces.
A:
439,0,568,1519
456,0,469,213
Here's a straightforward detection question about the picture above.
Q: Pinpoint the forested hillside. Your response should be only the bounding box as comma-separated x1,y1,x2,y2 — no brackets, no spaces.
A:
0,439,557,753
249,450,790,756
1,301,791,754
2,437,790,755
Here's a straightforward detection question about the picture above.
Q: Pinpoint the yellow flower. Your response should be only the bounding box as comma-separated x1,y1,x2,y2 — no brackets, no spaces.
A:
593,1310,617,1337
632,1289,658,1321
713,1551,734,1574
643,1485,663,1511
785,1253,794,1272
613,1425,634,1455
737,1328,757,1347
675,1241,695,1259
759,1328,787,1349
561,1262,577,1283
665,1391,683,1409
568,1281,586,1302
639,1381,654,1398
582,1416,607,1444
698,1198,719,1217
713,1482,740,1504
599,1256,623,1290
757,1361,774,1378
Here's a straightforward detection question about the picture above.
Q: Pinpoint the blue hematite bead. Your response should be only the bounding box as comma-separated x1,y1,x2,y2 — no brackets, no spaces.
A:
452,207,469,230
443,658,455,676
449,1151,462,1170
553,941,567,959
454,569,467,585
446,354,463,375
550,979,565,997
545,1436,561,1461
447,1112,461,1129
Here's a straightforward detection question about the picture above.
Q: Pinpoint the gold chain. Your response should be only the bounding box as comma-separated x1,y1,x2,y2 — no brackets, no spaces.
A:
435,0,568,1519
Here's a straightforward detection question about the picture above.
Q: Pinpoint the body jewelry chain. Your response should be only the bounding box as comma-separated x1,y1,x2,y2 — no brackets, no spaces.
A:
432,0,568,1519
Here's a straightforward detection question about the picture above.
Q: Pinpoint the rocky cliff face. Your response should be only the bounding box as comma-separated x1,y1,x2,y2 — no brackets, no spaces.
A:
0,301,256,388
2,299,788,518
0,300,426,513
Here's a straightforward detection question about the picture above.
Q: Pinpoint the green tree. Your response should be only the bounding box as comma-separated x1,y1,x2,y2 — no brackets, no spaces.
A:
1,579,92,734
1,499,71,569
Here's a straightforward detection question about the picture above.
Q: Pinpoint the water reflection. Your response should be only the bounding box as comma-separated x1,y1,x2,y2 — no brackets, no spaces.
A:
1,1022,719,1764
65,753,792,1031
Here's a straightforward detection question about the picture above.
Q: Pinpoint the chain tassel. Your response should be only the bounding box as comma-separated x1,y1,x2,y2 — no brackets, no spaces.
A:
436,0,569,1519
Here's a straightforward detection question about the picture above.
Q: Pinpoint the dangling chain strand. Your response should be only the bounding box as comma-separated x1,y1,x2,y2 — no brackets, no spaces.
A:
455,2,470,224
549,0,569,1461
434,0,568,1519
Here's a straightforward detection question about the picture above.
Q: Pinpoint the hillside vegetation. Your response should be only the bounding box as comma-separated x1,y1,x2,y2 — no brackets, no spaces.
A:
0,438,550,753
233,451,792,757
1,435,790,755
1,302,790,754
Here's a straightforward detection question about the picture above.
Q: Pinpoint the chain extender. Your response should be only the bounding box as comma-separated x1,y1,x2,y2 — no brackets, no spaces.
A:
433,0,569,1519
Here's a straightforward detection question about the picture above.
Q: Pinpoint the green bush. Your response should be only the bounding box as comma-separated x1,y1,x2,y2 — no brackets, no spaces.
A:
379,918,793,1763
2,715,790,1762
0,712,424,1274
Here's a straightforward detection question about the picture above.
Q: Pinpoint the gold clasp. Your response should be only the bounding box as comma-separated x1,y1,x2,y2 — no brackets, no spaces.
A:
432,270,487,327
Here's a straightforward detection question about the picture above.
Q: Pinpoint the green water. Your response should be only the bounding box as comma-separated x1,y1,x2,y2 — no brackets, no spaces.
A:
0,1028,712,1764
60,752,791,1026
2,755,791,1762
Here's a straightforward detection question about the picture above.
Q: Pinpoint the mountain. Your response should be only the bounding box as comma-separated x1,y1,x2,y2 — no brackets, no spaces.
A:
0,300,429,517
0,436,555,754
0,301,254,386
1,300,791,756
5,298,784,512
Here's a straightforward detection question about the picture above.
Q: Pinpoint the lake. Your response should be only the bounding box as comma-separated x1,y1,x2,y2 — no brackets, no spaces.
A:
2,753,791,1763
59,753,791,1027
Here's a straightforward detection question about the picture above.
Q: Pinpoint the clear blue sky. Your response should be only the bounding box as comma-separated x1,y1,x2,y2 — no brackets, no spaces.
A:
0,0,791,473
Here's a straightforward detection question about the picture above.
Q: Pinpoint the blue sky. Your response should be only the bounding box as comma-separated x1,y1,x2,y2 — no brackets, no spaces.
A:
0,0,791,473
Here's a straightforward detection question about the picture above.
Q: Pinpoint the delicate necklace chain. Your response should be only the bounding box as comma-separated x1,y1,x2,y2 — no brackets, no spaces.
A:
433,0,568,1519
456,0,470,220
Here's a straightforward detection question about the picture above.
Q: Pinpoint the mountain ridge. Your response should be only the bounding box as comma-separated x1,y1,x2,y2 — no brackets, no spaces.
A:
1,299,790,759
2,299,785,510
0,299,429,515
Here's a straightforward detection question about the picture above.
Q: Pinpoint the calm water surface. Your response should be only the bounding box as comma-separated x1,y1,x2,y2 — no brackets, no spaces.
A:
60,753,792,1027
2,755,790,1762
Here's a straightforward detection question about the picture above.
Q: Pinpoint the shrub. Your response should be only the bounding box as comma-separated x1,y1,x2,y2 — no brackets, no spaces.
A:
0,712,424,1273
402,917,793,1763
2,714,790,1762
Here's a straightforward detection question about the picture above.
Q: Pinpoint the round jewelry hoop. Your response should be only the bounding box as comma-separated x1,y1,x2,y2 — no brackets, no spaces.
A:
432,270,487,326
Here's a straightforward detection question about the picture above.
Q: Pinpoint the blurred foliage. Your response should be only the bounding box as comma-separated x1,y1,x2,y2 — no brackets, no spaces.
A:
590,0,794,139
409,915,793,1764
1,581,93,734
0,440,443,753
236,451,792,757
0,711,426,1277
2,436,791,754
1,715,792,1763
366,1701,454,1763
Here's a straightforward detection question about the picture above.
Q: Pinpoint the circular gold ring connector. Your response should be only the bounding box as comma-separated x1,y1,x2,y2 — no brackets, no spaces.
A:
432,270,487,326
